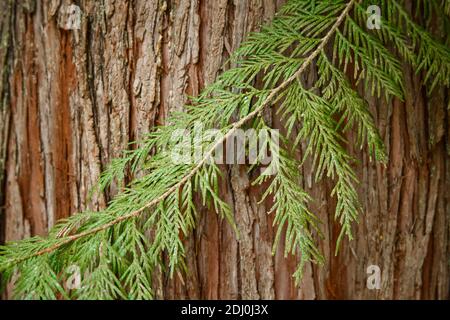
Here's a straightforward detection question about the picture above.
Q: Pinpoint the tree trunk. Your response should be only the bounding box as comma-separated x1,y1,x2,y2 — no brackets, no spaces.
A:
0,0,448,300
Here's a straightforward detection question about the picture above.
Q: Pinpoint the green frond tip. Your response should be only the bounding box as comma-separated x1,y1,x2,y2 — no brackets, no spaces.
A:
254,134,325,282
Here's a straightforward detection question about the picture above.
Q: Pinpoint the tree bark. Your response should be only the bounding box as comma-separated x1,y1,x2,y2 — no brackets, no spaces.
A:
0,0,448,299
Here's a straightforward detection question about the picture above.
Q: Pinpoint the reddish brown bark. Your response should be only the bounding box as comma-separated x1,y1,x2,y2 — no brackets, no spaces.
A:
0,0,448,299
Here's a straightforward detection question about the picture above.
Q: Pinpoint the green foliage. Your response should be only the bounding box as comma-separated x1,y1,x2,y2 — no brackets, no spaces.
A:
255,133,325,284
278,80,362,252
14,256,67,300
335,14,405,99
316,52,386,161
357,0,450,91
76,244,126,300
1,0,449,299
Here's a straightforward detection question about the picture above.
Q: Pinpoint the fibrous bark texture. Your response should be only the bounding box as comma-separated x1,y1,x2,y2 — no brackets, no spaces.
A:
0,0,448,299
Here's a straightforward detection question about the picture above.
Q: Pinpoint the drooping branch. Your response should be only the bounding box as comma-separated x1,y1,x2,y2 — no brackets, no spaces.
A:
0,0,359,268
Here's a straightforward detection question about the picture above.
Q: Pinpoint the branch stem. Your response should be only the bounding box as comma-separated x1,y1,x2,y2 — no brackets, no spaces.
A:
5,0,357,266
